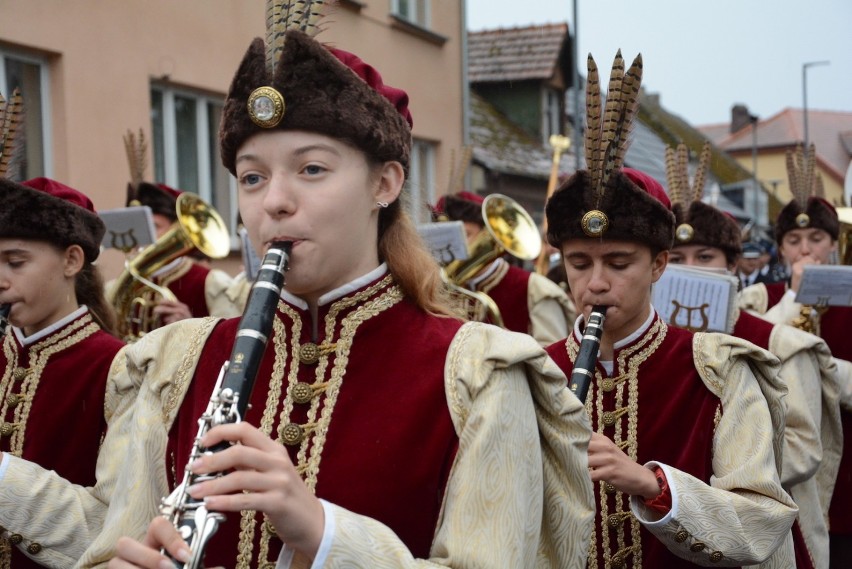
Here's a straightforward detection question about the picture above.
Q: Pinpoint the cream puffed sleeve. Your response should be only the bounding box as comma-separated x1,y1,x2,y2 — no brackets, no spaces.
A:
0,343,140,568
630,333,798,568
295,322,595,569
205,268,245,318
71,317,219,569
526,272,576,346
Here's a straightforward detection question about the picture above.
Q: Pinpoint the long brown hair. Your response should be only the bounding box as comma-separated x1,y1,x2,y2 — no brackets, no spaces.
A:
75,261,119,337
378,198,457,317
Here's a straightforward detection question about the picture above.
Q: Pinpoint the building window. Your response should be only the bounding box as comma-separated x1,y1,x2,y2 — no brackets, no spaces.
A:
392,0,430,28
150,84,236,242
407,138,436,223
542,88,562,143
0,50,50,179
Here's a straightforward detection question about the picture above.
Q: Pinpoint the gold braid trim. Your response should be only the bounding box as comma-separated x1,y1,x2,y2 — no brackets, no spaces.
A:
445,322,476,427
0,314,99,567
161,317,220,424
236,277,402,567
585,318,666,569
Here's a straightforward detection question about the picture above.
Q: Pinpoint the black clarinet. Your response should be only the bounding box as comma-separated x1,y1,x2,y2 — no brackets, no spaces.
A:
160,241,292,568
569,305,608,403
0,304,10,338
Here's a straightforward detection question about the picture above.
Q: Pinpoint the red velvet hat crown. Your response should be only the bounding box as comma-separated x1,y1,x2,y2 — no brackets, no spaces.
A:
775,144,838,242
220,28,412,176
0,177,105,261
433,191,485,224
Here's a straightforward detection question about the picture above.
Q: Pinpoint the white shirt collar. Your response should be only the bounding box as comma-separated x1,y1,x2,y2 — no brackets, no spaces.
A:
573,305,655,377
14,305,89,346
151,257,184,278
465,258,503,288
280,264,389,310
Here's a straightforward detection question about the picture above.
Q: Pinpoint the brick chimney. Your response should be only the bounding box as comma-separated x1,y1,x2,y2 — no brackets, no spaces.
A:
731,104,753,134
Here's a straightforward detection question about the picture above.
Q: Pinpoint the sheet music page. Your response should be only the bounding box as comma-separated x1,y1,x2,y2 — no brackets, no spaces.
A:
795,265,852,306
652,265,739,333
416,221,469,265
99,206,157,250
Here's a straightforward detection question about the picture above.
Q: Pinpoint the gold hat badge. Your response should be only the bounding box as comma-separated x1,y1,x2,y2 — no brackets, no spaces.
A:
248,0,328,128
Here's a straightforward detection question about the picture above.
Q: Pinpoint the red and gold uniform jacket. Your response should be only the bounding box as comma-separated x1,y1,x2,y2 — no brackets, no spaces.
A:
741,281,852,540
0,307,124,568
0,267,595,569
464,258,574,345
547,310,797,569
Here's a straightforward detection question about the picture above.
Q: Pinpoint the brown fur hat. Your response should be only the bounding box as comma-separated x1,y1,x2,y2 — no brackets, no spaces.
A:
433,191,485,224
775,197,839,243
672,201,742,263
220,30,412,175
0,177,105,261
126,182,181,222
546,168,675,252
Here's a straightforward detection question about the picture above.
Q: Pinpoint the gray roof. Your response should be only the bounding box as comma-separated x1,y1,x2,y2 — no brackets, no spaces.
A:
468,23,569,83
470,91,577,179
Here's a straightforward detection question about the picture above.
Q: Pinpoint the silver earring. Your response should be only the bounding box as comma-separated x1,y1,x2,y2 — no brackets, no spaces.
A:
377,201,389,208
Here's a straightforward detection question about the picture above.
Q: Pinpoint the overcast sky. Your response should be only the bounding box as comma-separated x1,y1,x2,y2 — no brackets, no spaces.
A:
466,0,851,127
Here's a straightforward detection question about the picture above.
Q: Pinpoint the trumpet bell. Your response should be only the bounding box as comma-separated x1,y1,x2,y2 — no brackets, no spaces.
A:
483,194,542,261
176,193,231,259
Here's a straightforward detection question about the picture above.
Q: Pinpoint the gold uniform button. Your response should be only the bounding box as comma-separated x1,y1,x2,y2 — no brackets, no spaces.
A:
602,411,616,426
690,542,706,552
6,393,22,408
674,530,689,543
0,423,16,437
291,382,314,405
27,542,42,554
709,551,723,563
264,521,276,535
9,533,23,545
601,378,615,392
298,343,320,365
281,423,304,446
606,514,621,528
13,368,28,381
610,554,625,568
604,482,617,494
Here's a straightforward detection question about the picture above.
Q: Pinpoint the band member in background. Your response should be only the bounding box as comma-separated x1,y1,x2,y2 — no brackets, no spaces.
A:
665,141,841,569
113,180,241,323
737,241,765,287
433,191,575,344
0,174,125,568
740,144,852,569
0,6,595,568
543,50,796,568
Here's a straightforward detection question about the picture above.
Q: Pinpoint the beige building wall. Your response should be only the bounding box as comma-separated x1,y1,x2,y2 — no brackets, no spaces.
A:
0,0,464,278
730,150,845,221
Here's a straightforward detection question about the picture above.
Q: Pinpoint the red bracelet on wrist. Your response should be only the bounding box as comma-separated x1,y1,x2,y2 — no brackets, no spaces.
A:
642,466,672,514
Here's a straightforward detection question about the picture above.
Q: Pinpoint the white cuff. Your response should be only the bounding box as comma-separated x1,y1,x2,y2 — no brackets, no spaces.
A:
274,499,336,569
0,453,10,483
783,289,797,301
630,461,679,527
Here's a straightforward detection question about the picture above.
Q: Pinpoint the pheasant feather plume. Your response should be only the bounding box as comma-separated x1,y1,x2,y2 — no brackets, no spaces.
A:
265,0,327,76
584,51,643,203
123,128,148,191
0,88,24,179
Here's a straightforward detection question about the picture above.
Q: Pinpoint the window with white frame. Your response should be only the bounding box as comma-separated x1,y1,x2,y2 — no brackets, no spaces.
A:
0,50,50,179
406,139,436,223
150,84,236,242
392,0,430,29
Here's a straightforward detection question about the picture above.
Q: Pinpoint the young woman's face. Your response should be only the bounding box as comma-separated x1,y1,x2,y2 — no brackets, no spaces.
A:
779,227,837,265
561,238,668,343
668,244,731,271
236,130,402,304
0,239,81,335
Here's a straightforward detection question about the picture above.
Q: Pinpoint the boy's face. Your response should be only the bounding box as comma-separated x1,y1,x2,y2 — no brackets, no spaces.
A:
561,238,668,343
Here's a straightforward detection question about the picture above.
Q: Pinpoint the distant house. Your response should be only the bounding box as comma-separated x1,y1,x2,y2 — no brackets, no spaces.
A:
700,106,852,220
466,23,576,222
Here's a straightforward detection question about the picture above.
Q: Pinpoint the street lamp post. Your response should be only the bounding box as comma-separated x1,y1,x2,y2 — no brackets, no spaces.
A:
750,113,760,226
802,60,830,148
